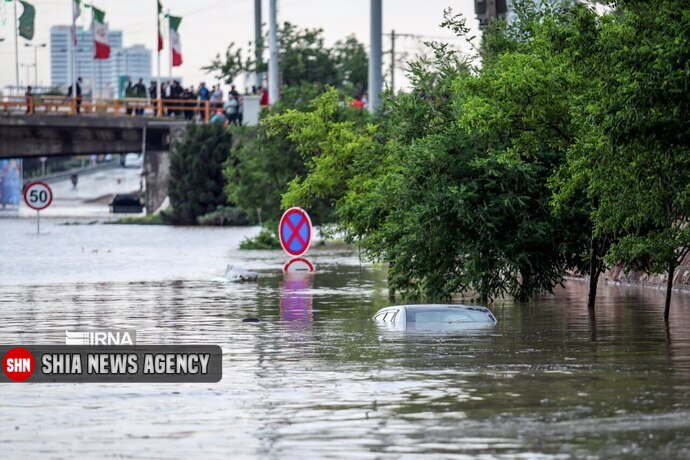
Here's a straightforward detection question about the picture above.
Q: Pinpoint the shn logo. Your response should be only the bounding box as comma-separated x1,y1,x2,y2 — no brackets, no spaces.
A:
65,330,136,346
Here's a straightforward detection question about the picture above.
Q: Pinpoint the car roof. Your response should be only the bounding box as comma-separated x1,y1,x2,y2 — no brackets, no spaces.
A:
393,304,489,312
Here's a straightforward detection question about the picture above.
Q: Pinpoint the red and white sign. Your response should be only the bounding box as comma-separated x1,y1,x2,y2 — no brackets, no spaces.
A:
279,207,313,257
23,181,53,211
3,347,35,382
283,257,315,273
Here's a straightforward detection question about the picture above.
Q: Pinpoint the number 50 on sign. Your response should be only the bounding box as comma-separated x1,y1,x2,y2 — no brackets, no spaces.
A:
23,181,53,234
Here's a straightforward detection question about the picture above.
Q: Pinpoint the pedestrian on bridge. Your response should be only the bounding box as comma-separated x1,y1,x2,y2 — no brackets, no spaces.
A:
133,79,147,115
68,77,83,114
25,86,33,114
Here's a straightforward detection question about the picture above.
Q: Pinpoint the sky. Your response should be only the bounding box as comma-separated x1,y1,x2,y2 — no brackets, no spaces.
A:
0,0,481,93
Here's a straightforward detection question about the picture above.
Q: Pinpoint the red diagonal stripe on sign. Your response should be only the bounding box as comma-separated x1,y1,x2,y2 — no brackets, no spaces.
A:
285,214,307,248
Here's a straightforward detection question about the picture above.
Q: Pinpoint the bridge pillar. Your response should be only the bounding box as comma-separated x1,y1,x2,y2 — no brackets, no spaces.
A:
143,124,185,214
144,150,170,214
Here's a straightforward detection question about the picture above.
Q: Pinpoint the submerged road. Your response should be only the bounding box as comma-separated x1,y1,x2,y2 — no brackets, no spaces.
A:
20,163,144,218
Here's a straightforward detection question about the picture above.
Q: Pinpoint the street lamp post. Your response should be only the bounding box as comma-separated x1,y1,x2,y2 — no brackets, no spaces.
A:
25,43,47,88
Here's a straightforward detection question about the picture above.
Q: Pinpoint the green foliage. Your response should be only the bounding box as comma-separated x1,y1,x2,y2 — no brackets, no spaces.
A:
278,4,597,302
197,206,250,226
201,42,252,85
224,89,369,228
551,0,690,316
224,124,306,227
204,23,368,96
239,228,281,250
107,213,167,225
218,0,690,313
168,123,232,225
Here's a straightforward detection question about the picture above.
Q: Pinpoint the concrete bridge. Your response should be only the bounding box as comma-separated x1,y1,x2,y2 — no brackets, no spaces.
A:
0,114,186,158
0,114,187,213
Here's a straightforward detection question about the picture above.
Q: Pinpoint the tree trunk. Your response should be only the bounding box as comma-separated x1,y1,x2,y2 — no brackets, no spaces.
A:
588,270,600,311
587,236,600,311
664,261,675,323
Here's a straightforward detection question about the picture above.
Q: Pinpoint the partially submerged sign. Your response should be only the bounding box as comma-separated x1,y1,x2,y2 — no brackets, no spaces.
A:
283,257,315,273
279,207,312,257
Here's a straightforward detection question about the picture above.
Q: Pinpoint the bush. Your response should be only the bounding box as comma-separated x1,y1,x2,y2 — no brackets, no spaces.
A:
239,229,281,250
106,213,167,225
197,205,250,226
168,123,232,225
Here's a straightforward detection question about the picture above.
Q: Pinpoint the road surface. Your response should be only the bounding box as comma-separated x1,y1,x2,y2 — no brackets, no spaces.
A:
20,163,144,218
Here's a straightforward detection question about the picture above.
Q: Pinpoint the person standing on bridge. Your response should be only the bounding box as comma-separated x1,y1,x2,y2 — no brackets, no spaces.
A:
133,79,147,115
125,80,134,115
25,86,33,114
198,82,209,102
68,77,83,114
211,85,223,110
149,81,158,116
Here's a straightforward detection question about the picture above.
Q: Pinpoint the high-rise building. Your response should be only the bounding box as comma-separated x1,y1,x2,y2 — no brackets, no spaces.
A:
111,45,152,97
50,25,151,98
474,0,514,29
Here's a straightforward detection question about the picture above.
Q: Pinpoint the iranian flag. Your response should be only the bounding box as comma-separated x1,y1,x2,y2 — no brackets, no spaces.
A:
157,1,164,52
92,7,110,60
169,15,182,66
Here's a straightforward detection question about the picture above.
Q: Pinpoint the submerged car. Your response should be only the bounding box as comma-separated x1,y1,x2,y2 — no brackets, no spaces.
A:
123,153,143,168
373,304,497,331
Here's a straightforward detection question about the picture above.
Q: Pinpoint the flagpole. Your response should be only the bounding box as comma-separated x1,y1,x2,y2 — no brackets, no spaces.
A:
167,10,172,81
71,0,78,113
91,8,96,105
156,2,161,115
14,0,20,96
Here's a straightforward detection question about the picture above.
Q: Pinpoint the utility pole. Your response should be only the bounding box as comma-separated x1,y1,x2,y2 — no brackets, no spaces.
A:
268,0,279,105
368,0,382,113
254,0,263,87
384,30,414,94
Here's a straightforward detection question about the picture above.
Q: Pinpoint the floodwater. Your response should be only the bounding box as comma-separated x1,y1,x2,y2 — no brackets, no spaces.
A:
2,217,690,458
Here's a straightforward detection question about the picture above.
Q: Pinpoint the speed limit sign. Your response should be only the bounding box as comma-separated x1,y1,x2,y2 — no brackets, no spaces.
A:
24,181,53,234
24,181,53,210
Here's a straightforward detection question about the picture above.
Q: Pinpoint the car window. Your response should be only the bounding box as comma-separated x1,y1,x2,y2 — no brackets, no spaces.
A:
384,310,398,322
406,309,493,324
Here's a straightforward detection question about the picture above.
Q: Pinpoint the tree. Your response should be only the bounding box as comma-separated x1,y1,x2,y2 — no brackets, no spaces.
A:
332,36,368,95
224,124,306,226
168,123,232,225
582,0,690,321
202,42,253,85
276,5,585,301
204,23,368,96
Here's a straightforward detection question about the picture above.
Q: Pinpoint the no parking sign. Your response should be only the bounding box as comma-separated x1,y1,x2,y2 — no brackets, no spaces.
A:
279,207,312,257
279,207,315,273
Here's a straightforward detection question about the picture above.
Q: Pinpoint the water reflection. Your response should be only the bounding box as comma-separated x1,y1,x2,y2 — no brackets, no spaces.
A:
2,220,690,457
280,272,313,330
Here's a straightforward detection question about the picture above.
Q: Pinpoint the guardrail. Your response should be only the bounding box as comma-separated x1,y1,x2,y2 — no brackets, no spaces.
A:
0,95,223,122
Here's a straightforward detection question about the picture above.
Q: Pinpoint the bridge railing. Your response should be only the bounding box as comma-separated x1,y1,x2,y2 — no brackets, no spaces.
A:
0,96,219,122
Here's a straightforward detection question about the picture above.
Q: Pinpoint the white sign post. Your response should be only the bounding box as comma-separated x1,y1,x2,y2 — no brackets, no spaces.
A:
23,181,53,234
